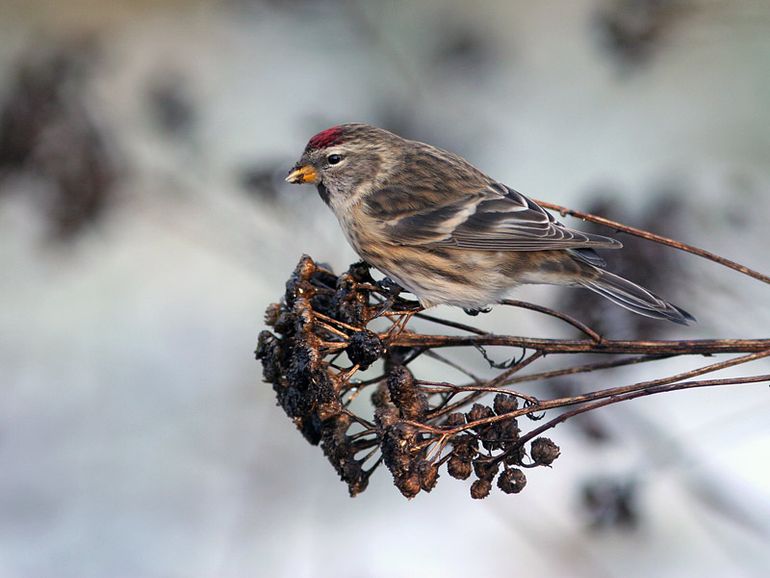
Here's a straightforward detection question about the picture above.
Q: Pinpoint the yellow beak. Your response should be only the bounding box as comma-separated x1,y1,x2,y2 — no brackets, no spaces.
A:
285,164,318,184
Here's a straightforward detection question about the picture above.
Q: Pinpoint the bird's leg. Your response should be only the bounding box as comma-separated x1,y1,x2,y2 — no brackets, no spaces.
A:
383,310,418,343
370,277,407,319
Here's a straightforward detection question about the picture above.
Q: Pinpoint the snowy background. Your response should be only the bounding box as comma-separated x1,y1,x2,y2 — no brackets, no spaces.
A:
1,0,769,576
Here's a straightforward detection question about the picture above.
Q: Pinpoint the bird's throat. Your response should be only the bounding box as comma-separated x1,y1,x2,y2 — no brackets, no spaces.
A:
316,181,331,206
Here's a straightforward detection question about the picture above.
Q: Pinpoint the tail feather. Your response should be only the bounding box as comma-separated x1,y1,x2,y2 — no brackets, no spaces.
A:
580,269,695,326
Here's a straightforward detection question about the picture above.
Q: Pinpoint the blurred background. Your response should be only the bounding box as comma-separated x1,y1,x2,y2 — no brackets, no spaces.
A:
1,0,769,576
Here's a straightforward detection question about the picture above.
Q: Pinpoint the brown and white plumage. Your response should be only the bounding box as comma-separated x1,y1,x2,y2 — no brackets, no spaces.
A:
287,123,694,324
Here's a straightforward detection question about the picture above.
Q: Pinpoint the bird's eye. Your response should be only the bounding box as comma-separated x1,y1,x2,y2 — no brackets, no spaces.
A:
327,154,343,165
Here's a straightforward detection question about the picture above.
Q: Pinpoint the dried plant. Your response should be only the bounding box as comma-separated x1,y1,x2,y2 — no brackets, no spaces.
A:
256,206,770,499
0,39,117,240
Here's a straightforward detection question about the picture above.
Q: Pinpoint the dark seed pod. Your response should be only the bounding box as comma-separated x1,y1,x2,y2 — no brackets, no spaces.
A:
445,412,466,427
370,383,391,409
493,393,519,415
447,455,472,480
374,406,399,430
387,365,428,419
470,478,492,499
530,437,561,466
418,460,439,492
264,302,281,327
498,468,527,494
346,330,384,370
473,458,500,481
451,434,478,461
397,473,422,499
466,403,494,423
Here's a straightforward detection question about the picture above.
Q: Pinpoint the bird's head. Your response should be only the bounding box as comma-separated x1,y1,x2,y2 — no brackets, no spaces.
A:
286,123,399,206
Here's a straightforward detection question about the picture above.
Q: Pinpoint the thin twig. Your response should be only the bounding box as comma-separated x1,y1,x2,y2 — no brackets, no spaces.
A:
496,354,671,387
428,351,545,419
408,350,770,435
415,312,490,336
536,199,770,285
391,334,770,355
499,299,603,342
505,374,770,462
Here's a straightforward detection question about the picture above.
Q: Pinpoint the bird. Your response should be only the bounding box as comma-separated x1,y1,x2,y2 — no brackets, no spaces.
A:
286,123,694,325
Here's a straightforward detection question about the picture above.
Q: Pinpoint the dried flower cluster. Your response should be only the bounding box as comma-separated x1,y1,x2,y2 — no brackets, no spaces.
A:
256,256,565,498
255,254,770,499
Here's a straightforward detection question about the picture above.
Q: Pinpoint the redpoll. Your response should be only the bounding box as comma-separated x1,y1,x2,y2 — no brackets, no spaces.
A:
286,123,693,324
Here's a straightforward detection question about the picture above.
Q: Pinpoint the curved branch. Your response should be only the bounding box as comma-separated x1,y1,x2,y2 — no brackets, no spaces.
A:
499,299,603,342
535,199,770,285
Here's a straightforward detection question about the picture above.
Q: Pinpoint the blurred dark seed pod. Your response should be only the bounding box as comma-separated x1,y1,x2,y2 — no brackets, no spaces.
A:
418,460,439,492
498,468,527,494
504,445,526,466
445,412,466,427
374,406,399,430
466,403,494,423
473,458,500,481
381,422,419,485
255,331,282,385
370,383,391,409
493,393,519,415
530,437,561,466
451,434,478,461
309,292,335,318
346,330,384,370
387,365,428,419
272,310,294,336
284,255,316,307
480,426,501,451
497,418,521,442
398,473,422,499
470,478,492,500
264,302,281,327
447,455,472,480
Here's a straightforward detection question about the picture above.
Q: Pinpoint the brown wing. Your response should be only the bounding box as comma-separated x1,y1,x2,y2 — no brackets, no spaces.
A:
367,181,622,252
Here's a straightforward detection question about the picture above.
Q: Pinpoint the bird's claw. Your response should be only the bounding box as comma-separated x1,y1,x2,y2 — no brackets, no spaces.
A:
463,306,493,316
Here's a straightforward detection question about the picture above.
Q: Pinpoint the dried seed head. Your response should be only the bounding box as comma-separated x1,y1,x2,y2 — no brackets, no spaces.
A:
496,418,521,443
473,458,500,481
466,403,494,423
264,302,282,327
530,437,561,466
418,460,439,492
346,330,384,370
398,473,422,499
447,455,472,480
445,412,466,427
470,478,492,499
255,330,280,382
381,422,425,497
387,365,428,419
493,393,519,415
374,405,399,430
451,434,478,462
498,468,527,494
370,383,391,409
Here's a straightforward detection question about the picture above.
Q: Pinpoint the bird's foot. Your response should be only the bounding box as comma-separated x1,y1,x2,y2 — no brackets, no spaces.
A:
377,276,403,297
463,306,493,316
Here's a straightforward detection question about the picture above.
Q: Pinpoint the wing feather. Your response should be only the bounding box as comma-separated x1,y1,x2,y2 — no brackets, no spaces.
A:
371,182,622,252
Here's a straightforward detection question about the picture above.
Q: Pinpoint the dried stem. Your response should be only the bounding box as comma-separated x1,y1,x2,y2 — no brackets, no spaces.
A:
391,334,770,355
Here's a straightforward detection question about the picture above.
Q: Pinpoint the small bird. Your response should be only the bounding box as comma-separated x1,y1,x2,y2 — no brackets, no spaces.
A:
286,123,693,324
